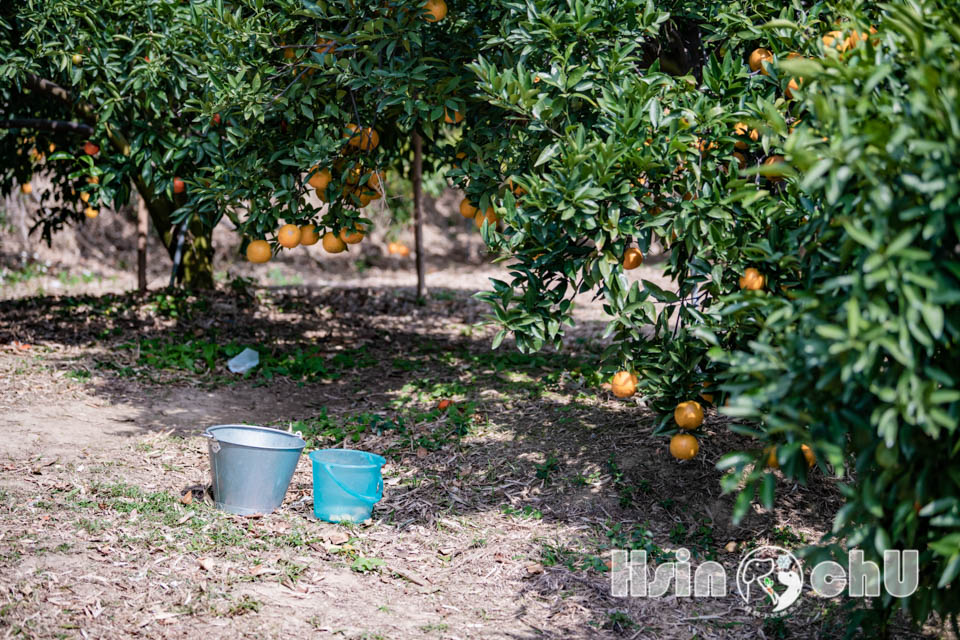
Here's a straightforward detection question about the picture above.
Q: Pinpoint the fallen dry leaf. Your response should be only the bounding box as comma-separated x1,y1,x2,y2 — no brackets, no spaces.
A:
525,562,544,575
249,565,277,577
327,531,350,545
416,447,428,459
197,557,215,572
180,492,193,505
724,541,738,553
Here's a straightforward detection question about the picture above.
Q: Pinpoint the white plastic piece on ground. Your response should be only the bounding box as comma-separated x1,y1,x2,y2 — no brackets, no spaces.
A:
227,348,259,374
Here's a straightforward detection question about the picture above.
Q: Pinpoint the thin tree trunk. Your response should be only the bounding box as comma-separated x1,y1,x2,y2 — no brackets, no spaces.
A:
137,192,148,292
411,131,427,300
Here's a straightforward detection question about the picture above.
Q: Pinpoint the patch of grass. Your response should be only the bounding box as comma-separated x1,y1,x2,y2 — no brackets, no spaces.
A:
67,368,91,381
771,525,807,548
500,504,543,520
418,622,449,633
225,595,261,616
535,454,560,482
602,611,637,633
350,556,386,573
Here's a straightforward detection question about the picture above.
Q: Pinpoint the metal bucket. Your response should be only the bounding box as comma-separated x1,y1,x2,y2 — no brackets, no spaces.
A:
202,425,306,515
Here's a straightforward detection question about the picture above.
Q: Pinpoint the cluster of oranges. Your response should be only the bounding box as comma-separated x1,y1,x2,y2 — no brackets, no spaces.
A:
245,223,365,263
245,122,383,263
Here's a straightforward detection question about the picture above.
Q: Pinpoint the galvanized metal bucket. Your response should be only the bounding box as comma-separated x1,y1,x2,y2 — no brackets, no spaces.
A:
202,425,306,515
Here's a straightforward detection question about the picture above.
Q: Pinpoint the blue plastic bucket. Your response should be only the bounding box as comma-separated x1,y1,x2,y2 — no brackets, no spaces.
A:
310,449,385,523
203,425,305,516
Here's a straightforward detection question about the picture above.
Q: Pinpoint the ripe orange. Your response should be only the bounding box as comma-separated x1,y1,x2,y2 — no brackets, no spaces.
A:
611,371,638,398
801,444,816,468
748,48,773,73
277,224,302,248
765,446,779,468
733,122,748,136
506,178,526,196
739,267,765,291
674,401,704,430
322,231,347,253
670,433,699,460
345,124,379,151
444,108,464,124
308,167,332,190
173,177,185,194
822,30,846,51
437,399,452,411
422,0,447,22
80,191,90,203
733,152,746,169
459,198,479,219
84,207,99,219
623,248,644,270
387,241,410,256
749,128,760,142
453,152,467,168
474,207,498,229
20,183,32,195
246,239,271,263
315,38,337,55
300,225,320,246
83,141,99,156
763,155,786,183
785,77,800,99
87,176,99,185
340,225,365,244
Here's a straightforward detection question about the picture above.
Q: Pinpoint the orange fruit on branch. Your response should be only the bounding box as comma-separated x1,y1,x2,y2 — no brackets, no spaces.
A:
422,0,447,22
444,108,464,124
344,124,379,152
173,177,185,194
748,48,773,73
246,239,272,263
300,225,320,246
20,183,32,195
83,141,99,156
277,224,302,248
739,267,765,291
622,248,643,270
308,167,332,190
322,231,347,253
84,207,99,219
459,198,479,219
674,400,704,430
387,241,410,256
611,371,638,398
474,207,498,229
670,433,699,460
340,225,365,244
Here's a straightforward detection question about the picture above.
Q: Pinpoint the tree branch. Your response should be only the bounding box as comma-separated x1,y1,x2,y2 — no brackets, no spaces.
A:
0,118,94,136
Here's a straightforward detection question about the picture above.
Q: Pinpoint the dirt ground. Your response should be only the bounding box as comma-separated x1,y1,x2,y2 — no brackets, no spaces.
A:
0,191,942,639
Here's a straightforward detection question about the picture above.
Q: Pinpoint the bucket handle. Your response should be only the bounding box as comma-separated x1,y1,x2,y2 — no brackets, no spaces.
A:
318,463,383,505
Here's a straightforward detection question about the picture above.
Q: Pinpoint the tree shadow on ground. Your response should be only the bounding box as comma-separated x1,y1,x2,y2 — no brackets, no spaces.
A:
0,284,864,639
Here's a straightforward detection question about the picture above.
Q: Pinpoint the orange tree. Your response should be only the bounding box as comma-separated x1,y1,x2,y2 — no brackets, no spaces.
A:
460,0,960,633
1,0,483,287
1,1,230,286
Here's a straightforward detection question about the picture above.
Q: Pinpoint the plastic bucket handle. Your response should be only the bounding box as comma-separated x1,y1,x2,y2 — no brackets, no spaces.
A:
317,461,383,505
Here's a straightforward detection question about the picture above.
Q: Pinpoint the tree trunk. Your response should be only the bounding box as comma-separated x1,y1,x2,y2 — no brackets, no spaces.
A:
136,192,148,292
411,131,427,300
179,217,215,289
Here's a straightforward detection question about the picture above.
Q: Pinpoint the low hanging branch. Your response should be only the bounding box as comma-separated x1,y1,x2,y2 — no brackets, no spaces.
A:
0,117,94,136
